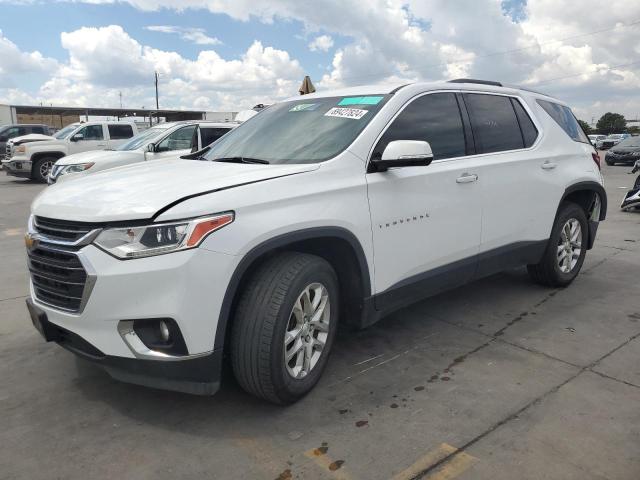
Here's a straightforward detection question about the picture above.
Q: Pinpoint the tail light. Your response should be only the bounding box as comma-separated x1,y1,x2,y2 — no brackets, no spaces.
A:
591,151,601,170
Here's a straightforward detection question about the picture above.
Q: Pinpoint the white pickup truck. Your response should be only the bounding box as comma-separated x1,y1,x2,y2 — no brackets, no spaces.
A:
48,121,235,184
3,121,138,182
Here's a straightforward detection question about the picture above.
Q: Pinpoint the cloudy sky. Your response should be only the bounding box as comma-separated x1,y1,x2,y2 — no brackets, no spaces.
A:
0,0,639,123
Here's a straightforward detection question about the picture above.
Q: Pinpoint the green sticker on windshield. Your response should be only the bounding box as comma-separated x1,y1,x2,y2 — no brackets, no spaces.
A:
289,103,318,112
338,96,383,106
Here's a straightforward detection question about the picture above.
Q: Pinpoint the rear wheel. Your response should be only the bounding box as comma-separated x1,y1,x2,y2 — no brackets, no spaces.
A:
32,157,55,183
527,202,588,287
230,252,339,404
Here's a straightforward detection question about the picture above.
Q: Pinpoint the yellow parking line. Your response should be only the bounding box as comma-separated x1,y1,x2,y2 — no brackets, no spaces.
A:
391,443,476,480
304,447,354,480
425,449,476,480
3,228,23,237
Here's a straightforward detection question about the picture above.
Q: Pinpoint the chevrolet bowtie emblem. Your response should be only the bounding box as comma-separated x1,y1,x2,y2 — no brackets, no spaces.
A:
24,233,38,250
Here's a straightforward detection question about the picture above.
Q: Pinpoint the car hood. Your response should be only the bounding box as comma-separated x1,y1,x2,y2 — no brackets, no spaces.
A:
32,159,319,222
55,149,135,166
11,134,54,145
610,146,640,154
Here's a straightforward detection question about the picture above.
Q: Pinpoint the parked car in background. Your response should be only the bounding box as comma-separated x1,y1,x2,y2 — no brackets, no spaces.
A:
600,133,630,150
604,136,640,166
0,124,50,160
588,134,606,149
2,121,137,182
25,79,606,404
48,121,236,184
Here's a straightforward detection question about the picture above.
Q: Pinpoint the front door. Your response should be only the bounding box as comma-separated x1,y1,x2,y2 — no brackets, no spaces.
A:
69,124,107,154
366,92,483,311
150,124,198,160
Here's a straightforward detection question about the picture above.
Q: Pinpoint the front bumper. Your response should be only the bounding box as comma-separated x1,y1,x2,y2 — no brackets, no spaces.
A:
28,298,223,394
28,244,238,394
3,157,32,177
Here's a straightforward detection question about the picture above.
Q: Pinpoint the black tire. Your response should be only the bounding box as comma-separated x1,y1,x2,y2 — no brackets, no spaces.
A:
32,157,56,183
230,252,339,404
605,160,614,166
527,202,588,287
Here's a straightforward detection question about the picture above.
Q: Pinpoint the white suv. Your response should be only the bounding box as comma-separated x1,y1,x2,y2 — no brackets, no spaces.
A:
25,79,606,404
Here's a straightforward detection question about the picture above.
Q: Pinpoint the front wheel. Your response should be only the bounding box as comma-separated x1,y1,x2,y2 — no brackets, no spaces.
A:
527,202,588,287
32,157,56,183
230,252,339,404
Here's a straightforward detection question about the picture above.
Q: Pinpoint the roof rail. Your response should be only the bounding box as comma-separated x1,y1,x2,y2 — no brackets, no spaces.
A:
447,78,503,87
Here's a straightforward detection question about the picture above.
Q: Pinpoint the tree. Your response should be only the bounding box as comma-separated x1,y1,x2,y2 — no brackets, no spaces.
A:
627,125,640,135
577,119,592,135
596,112,626,135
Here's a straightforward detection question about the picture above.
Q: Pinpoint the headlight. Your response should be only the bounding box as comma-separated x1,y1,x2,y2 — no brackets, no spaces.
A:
16,145,25,153
93,213,234,259
58,162,95,176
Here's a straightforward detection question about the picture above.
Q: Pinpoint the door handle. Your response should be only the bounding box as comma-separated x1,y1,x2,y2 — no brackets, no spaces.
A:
541,161,557,170
96,143,107,147
456,173,478,184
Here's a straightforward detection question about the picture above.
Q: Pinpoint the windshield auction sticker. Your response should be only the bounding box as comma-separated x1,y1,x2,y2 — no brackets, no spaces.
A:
324,107,368,120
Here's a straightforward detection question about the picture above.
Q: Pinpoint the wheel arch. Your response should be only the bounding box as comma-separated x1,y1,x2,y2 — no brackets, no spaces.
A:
213,227,372,353
31,151,65,171
558,181,607,250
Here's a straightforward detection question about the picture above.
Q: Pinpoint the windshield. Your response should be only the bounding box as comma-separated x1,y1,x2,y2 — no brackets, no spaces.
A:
54,124,79,140
617,137,640,148
116,126,171,151
203,95,390,164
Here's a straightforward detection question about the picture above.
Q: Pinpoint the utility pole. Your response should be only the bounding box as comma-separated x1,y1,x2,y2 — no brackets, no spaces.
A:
154,71,160,125
119,91,123,109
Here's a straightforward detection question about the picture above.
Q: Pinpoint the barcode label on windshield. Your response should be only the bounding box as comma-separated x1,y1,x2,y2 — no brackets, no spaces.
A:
324,107,368,120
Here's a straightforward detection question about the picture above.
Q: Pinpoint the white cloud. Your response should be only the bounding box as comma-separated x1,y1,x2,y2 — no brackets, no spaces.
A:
145,25,222,45
0,29,58,85
0,24,303,111
308,35,333,52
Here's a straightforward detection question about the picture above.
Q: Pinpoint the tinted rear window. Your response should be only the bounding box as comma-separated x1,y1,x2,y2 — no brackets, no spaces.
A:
108,124,134,140
372,92,466,161
463,94,524,153
537,100,589,143
200,127,231,147
511,99,538,148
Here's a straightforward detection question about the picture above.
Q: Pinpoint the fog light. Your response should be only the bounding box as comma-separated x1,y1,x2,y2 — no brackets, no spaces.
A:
159,320,170,342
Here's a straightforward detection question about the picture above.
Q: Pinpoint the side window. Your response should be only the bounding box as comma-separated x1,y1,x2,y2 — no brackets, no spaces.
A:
464,94,524,153
31,126,46,134
200,127,231,147
77,125,104,141
5,127,20,139
108,124,134,140
537,99,589,144
157,125,197,152
511,99,538,148
372,92,466,161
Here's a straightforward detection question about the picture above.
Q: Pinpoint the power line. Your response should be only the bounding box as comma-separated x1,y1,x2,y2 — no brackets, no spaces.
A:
334,18,640,84
530,60,640,87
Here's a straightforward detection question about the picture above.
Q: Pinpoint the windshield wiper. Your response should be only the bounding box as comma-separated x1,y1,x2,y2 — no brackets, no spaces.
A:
215,156,270,165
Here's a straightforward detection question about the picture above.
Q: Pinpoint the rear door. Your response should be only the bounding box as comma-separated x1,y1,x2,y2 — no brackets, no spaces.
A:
461,93,552,276
365,92,483,311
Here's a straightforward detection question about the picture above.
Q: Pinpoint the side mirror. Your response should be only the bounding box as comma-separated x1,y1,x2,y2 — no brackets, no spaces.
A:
370,140,434,172
146,143,157,153
71,133,84,142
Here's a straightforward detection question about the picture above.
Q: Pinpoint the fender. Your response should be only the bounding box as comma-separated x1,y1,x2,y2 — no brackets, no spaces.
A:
213,226,372,351
561,181,607,221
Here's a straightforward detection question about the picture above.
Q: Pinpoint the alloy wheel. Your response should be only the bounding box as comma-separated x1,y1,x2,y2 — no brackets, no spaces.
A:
284,282,330,379
557,218,582,273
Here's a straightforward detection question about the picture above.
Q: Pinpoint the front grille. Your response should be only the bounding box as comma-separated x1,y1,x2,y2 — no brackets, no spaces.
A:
34,216,98,242
28,244,89,312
